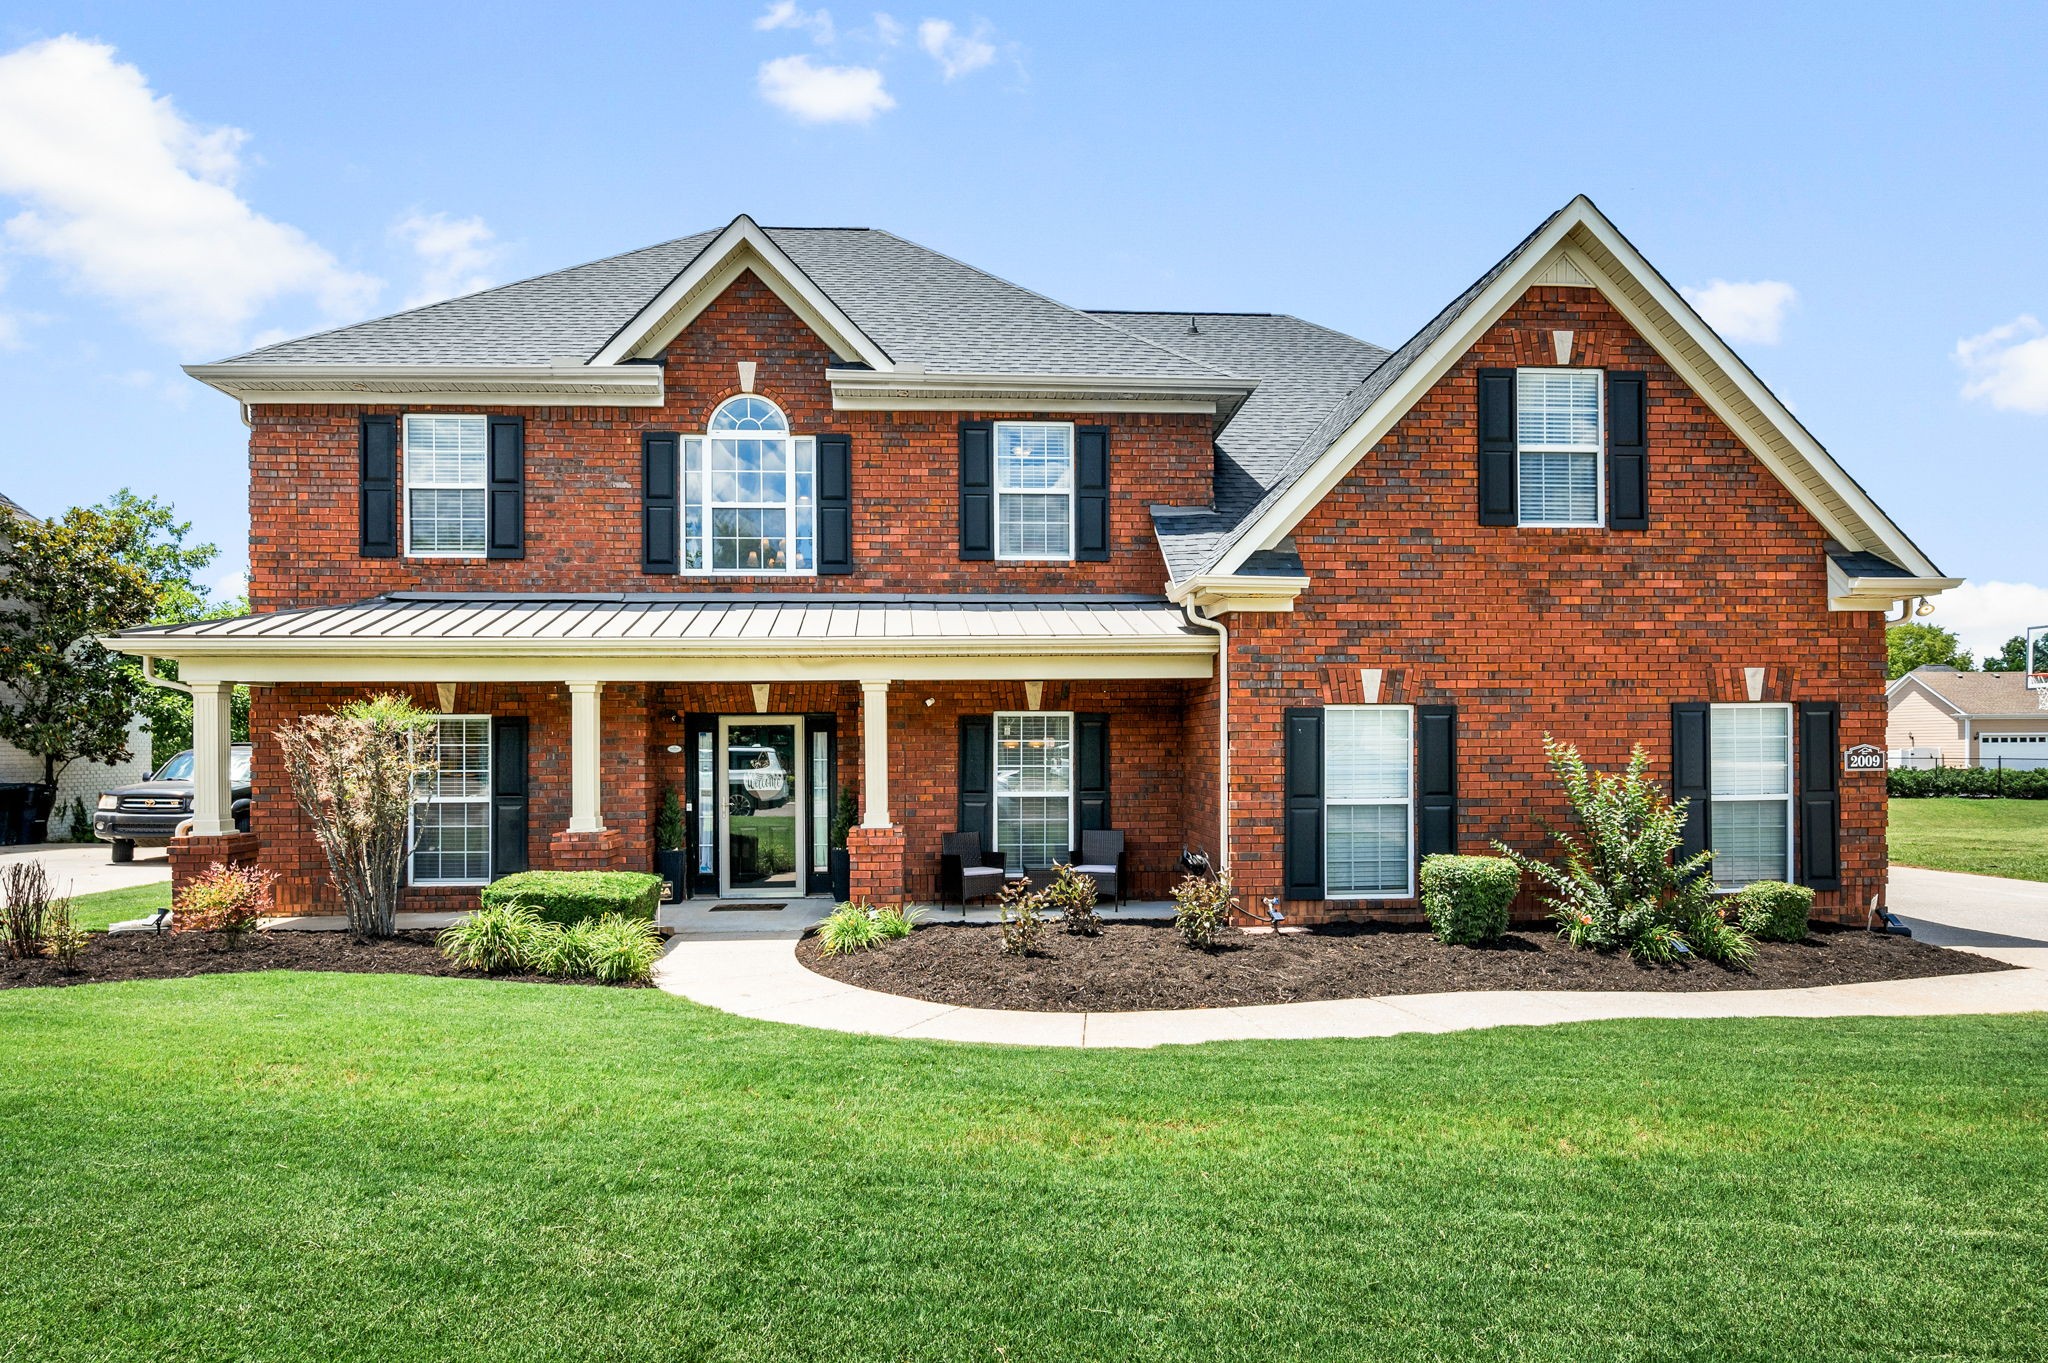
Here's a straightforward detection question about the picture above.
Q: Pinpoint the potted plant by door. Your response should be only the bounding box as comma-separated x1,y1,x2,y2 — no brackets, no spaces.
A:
654,789,687,902
827,786,856,904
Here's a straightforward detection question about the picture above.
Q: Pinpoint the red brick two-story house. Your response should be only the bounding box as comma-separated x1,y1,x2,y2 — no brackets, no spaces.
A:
114,198,1955,924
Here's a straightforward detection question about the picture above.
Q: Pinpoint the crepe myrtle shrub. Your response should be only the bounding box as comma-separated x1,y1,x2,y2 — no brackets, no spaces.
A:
1499,736,1756,967
2,858,57,959
996,878,1051,957
1042,861,1102,936
480,871,662,926
1732,880,1814,943
276,693,440,940
1171,868,1237,950
1418,855,1520,945
172,862,277,948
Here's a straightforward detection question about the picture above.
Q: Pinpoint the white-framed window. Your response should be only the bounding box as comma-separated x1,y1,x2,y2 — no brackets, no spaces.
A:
1325,705,1414,898
1709,703,1794,890
679,396,815,574
410,716,492,885
1516,369,1603,527
994,421,1074,560
403,414,490,556
994,711,1073,873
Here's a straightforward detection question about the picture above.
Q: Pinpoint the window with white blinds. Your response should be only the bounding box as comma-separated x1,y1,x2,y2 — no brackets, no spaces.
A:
994,422,1074,559
1709,703,1793,889
411,717,492,884
994,711,1073,872
404,415,489,555
1325,706,1414,898
1516,369,1603,526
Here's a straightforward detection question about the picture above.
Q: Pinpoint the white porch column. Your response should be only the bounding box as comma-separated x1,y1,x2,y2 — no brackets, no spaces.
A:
860,679,891,828
567,681,605,833
188,680,236,837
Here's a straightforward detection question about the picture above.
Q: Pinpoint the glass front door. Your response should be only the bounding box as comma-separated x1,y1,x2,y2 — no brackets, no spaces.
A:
720,719,803,897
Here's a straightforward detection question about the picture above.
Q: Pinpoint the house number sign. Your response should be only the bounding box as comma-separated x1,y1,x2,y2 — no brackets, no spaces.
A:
1842,744,1886,773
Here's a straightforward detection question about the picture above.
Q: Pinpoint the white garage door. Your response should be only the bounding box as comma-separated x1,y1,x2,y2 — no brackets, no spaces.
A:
1979,734,2048,770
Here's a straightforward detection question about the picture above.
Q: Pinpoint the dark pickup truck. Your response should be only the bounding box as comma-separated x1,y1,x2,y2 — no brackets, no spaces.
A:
93,745,254,862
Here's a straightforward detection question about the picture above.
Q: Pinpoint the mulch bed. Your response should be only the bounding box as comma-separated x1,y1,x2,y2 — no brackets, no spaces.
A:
0,930,647,990
797,920,2011,1013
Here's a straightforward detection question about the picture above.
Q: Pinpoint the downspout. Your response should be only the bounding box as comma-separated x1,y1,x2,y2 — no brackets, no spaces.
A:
138,655,191,695
1180,603,1229,872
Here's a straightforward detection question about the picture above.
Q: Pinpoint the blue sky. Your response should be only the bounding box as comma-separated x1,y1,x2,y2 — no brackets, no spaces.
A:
1,1,2043,652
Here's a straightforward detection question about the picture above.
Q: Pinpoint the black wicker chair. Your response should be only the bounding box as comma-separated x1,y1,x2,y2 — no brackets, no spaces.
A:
939,831,1007,910
1068,829,1126,908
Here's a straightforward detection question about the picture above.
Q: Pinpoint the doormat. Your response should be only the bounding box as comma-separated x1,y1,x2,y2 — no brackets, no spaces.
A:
709,903,787,912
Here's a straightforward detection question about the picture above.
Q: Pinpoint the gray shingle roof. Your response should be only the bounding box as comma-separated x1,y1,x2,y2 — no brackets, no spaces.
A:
1899,668,2048,716
219,226,1230,380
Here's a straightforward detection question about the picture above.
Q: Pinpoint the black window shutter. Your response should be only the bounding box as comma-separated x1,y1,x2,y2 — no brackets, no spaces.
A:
959,421,994,560
1416,705,1457,859
1477,368,1517,525
486,415,525,559
1671,703,1712,866
1075,714,1111,833
1608,370,1648,530
490,717,529,878
1798,702,1842,890
1283,707,1325,899
1075,425,1110,561
641,432,680,574
817,432,854,575
958,715,994,844
359,415,398,557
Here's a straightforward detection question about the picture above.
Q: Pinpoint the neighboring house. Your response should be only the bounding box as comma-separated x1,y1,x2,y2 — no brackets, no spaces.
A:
0,492,153,839
1888,667,2048,769
111,197,1956,921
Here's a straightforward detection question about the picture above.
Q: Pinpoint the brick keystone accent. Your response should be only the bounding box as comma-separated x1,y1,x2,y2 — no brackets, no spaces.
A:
168,831,261,901
846,824,907,904
547,827,628,872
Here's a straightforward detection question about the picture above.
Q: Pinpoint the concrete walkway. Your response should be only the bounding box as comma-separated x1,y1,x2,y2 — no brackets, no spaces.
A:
649,869,2048,1048
0,841,170,898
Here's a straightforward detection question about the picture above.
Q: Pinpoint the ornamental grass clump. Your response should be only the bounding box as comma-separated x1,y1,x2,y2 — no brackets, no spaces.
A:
437,903,548,973
1171,869,1236,949
1042,862,1102,936
171,862,277,947
996,878,1050,956
437,903,663,983
817,901,922,956
1500,736,1757,968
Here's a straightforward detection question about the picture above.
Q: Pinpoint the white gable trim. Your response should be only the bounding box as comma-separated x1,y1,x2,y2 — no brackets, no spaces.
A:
589,214,893,370
1208,196,1946,586
1887,673,1964,716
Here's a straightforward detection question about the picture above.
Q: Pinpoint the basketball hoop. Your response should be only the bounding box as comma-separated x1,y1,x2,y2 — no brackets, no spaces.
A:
2029,624,2048,692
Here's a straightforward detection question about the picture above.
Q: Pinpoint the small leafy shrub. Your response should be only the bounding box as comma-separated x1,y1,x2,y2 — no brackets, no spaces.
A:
1732,880,1813,942
871,903,922,941
172,862,277,946
437,903,548,973
1042,862,1102,935
1171,869,1236,949
1677,901,1758,969
64,797,91,842
1888,766,2048,799
818,901,884,956
1418,855,1519,945
997,879,1050,956
43,897,89,973
2,859,56,959
481,870,661,925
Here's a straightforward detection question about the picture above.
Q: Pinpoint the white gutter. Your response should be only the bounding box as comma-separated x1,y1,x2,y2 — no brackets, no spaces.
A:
137,654,191,695
1180,605,1230,872
181,360,667,408
828,367,1255,415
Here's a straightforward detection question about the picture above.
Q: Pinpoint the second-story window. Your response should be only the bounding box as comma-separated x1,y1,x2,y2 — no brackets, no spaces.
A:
995,421,1074,560
404,414,489,555
1516,369,1603,527
680,396,815,573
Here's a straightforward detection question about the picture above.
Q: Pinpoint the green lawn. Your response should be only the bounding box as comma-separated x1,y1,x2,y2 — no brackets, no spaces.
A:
1890,797,2048,882
62,880,173,932
3,975,2045,1360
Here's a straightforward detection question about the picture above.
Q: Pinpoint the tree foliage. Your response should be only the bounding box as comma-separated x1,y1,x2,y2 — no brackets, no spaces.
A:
1885,622,1974,680
1982,635,2029,673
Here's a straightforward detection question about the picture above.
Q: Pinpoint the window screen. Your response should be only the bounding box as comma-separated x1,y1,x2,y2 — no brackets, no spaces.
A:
1710,703,1793,888
1516,369,1602,526
1325,707,1413,897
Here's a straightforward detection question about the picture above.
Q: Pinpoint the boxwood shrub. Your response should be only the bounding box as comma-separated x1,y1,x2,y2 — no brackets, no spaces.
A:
1888,766,2048,799
1731,880,1813,942
1419,854,1520,945
480,870,662,925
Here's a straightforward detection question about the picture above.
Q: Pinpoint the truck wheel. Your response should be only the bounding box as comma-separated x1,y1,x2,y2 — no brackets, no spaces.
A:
111,839,135,864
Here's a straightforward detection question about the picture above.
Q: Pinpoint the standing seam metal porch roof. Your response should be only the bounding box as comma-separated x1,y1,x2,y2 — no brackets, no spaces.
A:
109,593,1217,653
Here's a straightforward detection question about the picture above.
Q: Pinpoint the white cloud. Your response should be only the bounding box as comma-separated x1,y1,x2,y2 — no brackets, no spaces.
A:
1955,315,2048,414
392,211,502,308
917,18,996,80
755,2,836,43
0,35,379,353
757,54,894,123
872,12,905,45
210,564,249,602
1680,278,1798,345
1924,580,2048,661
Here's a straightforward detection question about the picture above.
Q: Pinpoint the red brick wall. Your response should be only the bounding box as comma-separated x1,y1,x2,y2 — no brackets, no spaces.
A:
1224,286,1888,925
247,270,1213,609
